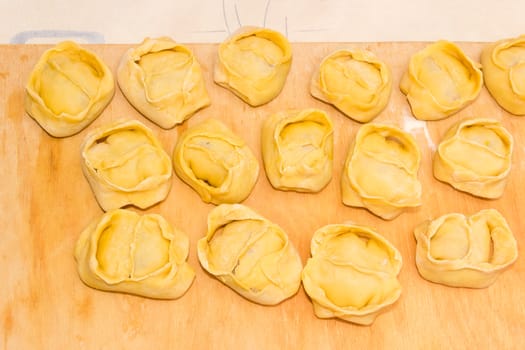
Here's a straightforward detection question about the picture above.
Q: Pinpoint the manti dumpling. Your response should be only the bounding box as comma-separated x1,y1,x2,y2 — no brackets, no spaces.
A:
173,119,259,204
341,124,422,220
214,26,292,106
261,108,333,192
481,35,525,115
302,223,402,325
400,41,483,121
433,118,513,199
310,49,392,123
197,204,303,305
25,41,114,137
117,37,211,129
81,119,172,211
414,209,518,288
75,209,195,299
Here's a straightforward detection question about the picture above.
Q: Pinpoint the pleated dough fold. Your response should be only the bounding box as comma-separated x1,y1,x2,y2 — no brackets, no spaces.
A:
261,108,333,192
172,119,259,204
81,119,172,211
311,49,392,122
433,118,513,199
75,209,195,299
414,209,518,288
117,37,210,129
197,204,303,305
481,34,525,115
302,223,402,325
400,41,482,121
25,41,114,137
214,26,292,106
341,123,422,220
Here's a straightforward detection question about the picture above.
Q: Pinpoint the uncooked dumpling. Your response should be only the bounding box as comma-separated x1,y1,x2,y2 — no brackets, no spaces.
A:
414,209,518,288
433,118,513,199
172,119,259,204
117,37,210,129
81,119,172,211
25,41,114,137
261,108,333,192
400,41,483,121
197,204,303,305
214,26,292,106
75,209,195,299
481,34,525,115
302,222,402,325
341,123,422,220
310,49,392,122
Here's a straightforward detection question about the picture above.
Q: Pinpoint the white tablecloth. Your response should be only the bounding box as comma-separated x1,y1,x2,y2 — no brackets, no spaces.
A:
2,0,523,44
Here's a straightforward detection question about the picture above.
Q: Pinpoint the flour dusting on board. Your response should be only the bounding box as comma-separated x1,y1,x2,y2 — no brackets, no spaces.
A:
402,113,435,151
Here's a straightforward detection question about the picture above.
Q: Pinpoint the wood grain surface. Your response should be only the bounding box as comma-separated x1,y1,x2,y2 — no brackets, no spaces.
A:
1,42,524,350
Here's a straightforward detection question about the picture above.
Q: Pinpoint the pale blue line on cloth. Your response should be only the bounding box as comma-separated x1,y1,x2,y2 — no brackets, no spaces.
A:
10,30,105,44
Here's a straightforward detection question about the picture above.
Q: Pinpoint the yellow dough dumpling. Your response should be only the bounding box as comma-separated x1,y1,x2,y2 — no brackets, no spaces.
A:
25,41,114,137
400,41,483,121
117,37,211,129
414,209,518,288
197,204,303,305
261,109,333,192
81,119,172,211
341,124,422,220
481,35,525,115
311,49,392,123
75,209,195,299
433,118,513,199
302,223,402,325
214,26,292,106
173,119,259,204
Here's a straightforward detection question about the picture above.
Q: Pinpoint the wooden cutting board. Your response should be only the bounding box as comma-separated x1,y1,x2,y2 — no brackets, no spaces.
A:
1,42,524,350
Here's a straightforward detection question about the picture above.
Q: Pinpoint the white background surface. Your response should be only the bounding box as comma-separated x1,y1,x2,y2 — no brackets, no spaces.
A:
2,0,524,43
